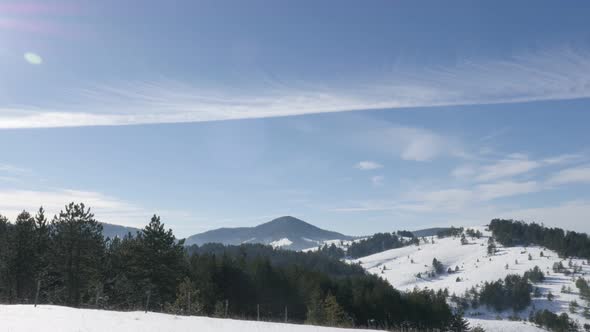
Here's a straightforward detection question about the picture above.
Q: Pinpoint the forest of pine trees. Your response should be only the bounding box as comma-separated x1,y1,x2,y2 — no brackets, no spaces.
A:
436,227,464,239
347,232,418,259
478,274,532,312
0,202,461,330
489,219,590,258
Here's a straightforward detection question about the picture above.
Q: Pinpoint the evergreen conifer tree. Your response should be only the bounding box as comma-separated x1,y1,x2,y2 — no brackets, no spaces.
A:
49,203,105,307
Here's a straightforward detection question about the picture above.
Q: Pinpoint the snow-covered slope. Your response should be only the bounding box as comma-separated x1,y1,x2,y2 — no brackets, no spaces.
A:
352,226,590,329
0,304,546,332
270,237,294,248
467,318,546,332
0,305,373,332
301,238,366,252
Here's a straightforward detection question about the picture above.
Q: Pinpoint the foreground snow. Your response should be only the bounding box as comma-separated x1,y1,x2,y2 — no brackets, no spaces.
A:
467,318,546,332
0,304,551,332
353,226,590,328
0,304,550,332
0,305,375,332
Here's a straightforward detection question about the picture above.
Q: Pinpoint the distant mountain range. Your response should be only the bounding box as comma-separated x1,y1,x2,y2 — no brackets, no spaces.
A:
100,222,140,239
184,216,354,250
99,217,449,251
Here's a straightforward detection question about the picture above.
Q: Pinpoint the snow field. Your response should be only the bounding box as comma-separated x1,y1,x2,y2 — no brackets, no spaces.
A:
0,305,375,332
353,226,590,328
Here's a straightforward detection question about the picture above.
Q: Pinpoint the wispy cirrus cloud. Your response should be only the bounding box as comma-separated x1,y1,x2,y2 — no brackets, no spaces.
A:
547,165,590,185
0,188,151,228
2,46,590,129
453,152,587,182
366,125,464,162
371,175,385,187
335,152,589,214
332,180,542,214
476,180,540,201
476,155,540,181
498,200,590,234
0,163,30,174
355,161,383,170
542,153,585,165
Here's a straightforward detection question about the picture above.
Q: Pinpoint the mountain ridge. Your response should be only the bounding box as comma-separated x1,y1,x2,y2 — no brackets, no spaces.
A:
184,216,353,250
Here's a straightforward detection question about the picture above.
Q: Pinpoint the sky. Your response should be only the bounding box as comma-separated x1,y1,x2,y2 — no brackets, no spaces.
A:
1,0,590,237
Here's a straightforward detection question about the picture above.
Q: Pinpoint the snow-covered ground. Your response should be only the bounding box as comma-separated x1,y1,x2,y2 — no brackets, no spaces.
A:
0,304,549,332
0,305,375,332
270,237,294,248
352,226,590,329
467,318,546,332
302,238,366,252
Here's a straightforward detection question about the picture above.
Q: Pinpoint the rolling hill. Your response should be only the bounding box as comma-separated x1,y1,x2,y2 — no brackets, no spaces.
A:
184,216,353,250
352,226,590,331
100,222,141,239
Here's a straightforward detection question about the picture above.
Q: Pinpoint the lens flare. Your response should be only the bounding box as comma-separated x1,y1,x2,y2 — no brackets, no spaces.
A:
24,52,42,65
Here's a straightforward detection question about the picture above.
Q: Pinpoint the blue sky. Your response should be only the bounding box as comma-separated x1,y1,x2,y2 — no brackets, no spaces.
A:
1,1,590,237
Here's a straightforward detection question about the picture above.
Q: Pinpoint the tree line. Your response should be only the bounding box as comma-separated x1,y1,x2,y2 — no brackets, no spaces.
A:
347,232,418,259
0,203,462,330
436,227,464,239
489,219,590,259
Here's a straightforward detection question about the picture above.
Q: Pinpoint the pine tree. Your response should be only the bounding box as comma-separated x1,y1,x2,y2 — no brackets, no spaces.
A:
13,211,38,300
569,300,579,314
137,215,186,310
165,277,203,315
0,214,15,302
305,289,326,325
324,293,351,328
432,258,444,274
487,238,496,255
460,233,468,245
49,203,105,307
34,207,50,269
449,312,470,332
213,300,227,318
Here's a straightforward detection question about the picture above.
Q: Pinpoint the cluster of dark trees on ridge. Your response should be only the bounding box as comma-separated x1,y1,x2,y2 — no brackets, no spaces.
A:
489,218,590,259
484,219,590,332
0,202,470,331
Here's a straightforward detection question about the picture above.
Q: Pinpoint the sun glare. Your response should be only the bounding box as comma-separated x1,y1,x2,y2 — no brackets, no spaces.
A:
23,52,42,65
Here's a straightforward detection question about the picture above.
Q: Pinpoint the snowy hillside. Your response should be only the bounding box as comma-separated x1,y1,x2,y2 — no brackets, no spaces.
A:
352,226,590,329
466,318,546,332
302,238,365,252
0,305,375,332
0,304,546,332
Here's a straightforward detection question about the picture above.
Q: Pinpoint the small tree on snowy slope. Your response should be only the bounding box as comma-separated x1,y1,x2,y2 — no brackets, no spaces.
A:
460,233,468,245
449,312,470,332
487,238,496,255
433,258,444,274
